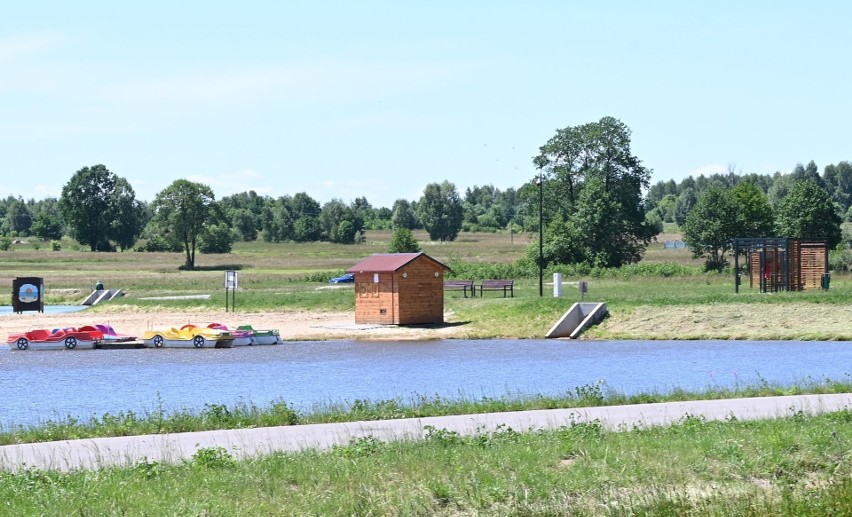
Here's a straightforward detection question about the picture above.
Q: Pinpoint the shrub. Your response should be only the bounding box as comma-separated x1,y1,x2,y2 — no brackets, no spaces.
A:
388,228,420,253
199,223,236,254
0,237,12,251
50,240,61,251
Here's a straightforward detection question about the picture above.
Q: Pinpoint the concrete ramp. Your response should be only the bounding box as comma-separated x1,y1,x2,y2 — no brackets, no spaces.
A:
81,289,124,306
545,302,608,339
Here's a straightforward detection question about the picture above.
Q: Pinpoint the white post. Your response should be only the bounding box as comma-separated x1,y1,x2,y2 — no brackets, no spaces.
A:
553,272,562,297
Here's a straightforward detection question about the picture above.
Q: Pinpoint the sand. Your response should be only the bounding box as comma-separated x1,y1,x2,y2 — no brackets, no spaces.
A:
0,307,468,343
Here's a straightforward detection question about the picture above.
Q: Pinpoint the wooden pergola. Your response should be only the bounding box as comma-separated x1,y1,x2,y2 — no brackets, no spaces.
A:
733,238,829,293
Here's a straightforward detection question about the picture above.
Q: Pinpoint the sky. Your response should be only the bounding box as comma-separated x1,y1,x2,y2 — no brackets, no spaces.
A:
2,1,851,208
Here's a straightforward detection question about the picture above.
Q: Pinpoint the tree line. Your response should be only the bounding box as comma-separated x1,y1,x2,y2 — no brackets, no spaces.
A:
644,161,850,271
2,116,850,272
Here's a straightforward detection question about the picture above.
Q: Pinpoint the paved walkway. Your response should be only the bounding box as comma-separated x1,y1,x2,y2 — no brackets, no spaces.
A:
2,393,850,472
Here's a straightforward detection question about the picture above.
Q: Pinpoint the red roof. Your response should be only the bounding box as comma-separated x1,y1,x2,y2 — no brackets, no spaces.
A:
347,252,449,273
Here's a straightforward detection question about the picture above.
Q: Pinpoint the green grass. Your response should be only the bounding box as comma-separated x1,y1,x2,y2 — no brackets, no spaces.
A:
1,409,850,515
3,378,849,446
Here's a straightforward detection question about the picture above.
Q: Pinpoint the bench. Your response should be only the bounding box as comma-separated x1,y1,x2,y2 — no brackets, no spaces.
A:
443,280,475,298
478,279,514,297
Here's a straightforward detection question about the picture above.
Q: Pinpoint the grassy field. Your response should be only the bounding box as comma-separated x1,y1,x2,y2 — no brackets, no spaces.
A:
1,409,849,515
2,229,852,339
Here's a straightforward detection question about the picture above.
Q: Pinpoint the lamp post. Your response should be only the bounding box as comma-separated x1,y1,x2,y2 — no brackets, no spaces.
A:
536,173,543,297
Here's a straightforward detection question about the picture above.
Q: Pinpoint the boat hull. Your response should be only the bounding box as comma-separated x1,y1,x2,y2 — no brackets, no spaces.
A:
7,338,98,351
142,336,234,348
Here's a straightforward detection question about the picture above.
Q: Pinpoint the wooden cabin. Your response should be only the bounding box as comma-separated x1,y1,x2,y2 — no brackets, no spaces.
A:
347,252,450,325
733,238,829,293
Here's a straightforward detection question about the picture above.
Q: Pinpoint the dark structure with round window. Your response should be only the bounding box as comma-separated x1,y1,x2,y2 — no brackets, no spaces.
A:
12,277,44,313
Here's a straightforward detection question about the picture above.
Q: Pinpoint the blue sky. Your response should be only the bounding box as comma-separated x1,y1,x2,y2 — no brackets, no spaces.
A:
2,2,851,208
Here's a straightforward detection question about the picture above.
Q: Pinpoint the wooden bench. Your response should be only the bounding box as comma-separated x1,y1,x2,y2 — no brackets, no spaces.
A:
478,279,514,297
443,280,475,298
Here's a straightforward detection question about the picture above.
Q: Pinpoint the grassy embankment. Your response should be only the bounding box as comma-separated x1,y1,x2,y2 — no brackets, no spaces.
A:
1,409,850,515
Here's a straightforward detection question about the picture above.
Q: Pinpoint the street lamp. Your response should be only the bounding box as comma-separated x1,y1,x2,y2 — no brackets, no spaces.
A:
536,173,543,297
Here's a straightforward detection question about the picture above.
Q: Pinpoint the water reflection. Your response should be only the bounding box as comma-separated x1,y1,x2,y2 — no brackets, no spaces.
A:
0,339,849,428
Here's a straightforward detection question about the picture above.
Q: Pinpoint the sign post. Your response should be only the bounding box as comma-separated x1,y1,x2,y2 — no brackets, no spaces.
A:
224,270,238,312
579,281,588,301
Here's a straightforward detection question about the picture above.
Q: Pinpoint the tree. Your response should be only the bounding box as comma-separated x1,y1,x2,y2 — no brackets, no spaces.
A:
289,192,321,242
682,186,739,271
417,181,464,241
674,187,697,226
109,178,146,251
319,199,362,244
232,208,259,241
30,210,64,241
199,222,236,254
729,181,774,237
391,199,417,229
6,199,33,235
388,227,420,253
767,172,796,208
775,179,842,249
823,161,852,212
59,164,143,251
151,180,218,269
530,116,655,267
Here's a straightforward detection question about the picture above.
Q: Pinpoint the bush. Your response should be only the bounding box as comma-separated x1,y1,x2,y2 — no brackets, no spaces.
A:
0,237,12,251
50,240,61,251
142,235,182,253
388,228,420,253
199,223,236,254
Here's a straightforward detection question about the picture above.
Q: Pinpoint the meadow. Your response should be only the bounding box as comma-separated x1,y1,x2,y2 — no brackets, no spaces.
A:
1,229,851,340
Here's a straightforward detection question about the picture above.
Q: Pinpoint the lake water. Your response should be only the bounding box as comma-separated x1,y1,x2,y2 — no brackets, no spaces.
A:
0,339,849,428
0,305,88,316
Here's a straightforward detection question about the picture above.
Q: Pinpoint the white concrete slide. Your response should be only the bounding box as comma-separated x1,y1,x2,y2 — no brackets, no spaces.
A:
545,302,607,339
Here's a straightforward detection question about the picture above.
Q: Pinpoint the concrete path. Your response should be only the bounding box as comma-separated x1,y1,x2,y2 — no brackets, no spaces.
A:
2,393,850,472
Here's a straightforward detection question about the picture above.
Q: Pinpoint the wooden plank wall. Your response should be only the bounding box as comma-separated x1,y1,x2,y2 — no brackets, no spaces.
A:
789,240,802,291
799,243,825,290
396,260,444,325
353,272,395,324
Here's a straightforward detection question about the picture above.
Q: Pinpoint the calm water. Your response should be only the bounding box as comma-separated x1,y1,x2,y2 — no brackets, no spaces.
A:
0,340,849,428
0,305,88,316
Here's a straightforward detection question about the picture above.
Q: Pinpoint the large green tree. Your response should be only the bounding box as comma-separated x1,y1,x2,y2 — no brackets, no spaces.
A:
59,164,143,251
109,178,146,251
417,181,463,241
775,179,842,249
682,186,740,271
729,181,774,237
531,116,655,267
151,179,218,269
391,199,417,229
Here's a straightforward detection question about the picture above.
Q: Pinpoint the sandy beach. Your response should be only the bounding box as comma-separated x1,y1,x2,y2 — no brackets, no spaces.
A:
0,306,468,344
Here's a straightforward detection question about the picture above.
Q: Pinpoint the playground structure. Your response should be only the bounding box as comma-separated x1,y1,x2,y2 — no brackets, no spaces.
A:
733,238,829,293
